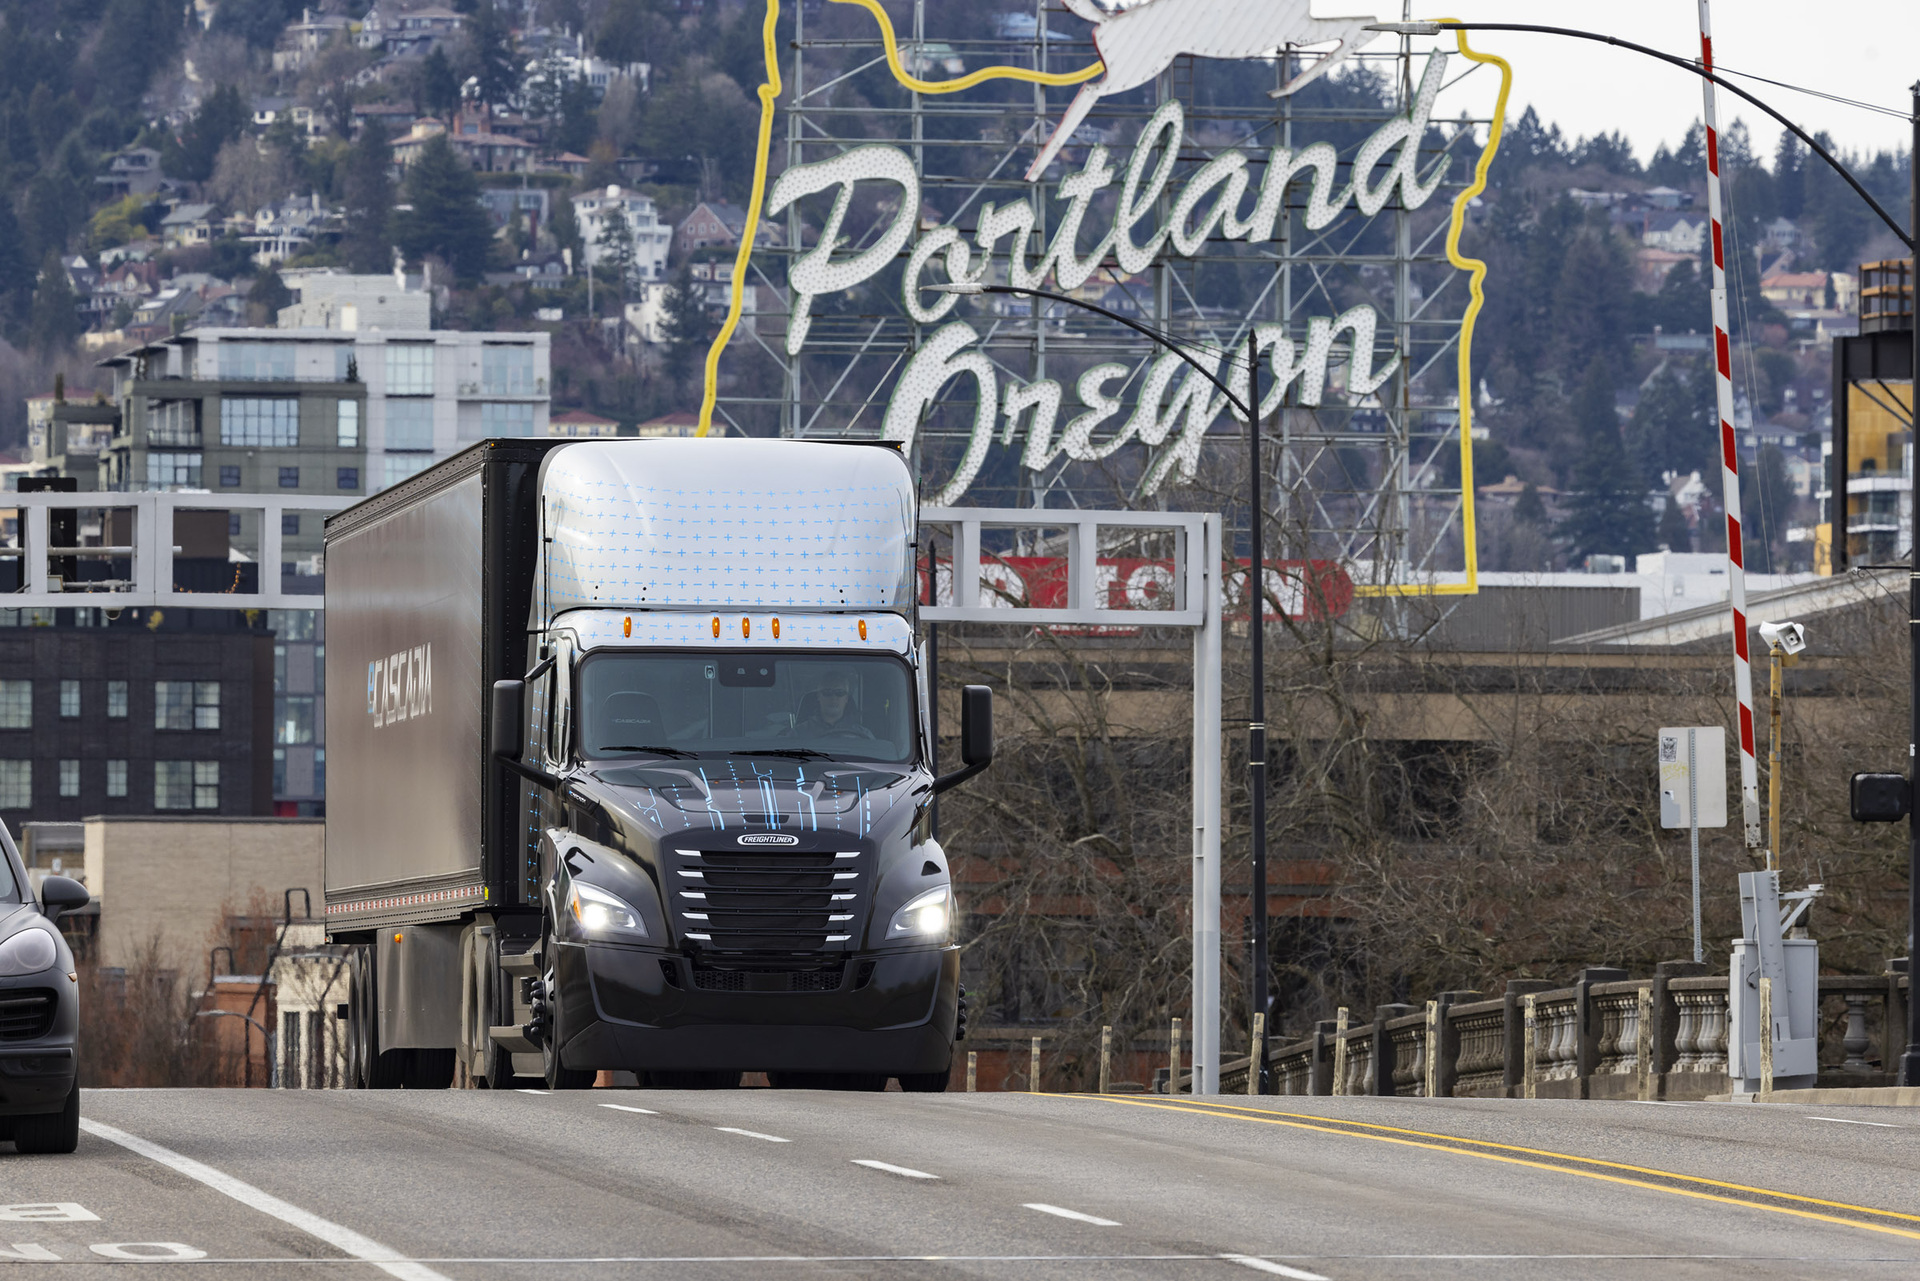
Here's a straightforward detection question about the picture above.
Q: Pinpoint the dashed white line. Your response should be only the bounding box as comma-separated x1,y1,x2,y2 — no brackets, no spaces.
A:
714,1127,791,1143
851,1159,939,1179
1221,1255,1330,1279
516,1089,553,1096
1023,1203,1120,1226
598,1103,658,1115
1806,1115,1898,1128
78,1119,450,1281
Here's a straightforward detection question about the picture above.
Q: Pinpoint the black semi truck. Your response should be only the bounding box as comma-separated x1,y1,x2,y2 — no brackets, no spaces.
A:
323,437,989,1090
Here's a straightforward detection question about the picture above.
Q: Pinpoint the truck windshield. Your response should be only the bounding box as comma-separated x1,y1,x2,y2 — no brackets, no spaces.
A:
578,652,918,764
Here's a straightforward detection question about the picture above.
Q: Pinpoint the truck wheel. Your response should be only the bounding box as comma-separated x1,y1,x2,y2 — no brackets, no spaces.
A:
13,1083,79,1154
350,947,405,1090
472,932,518,1088
897,1071,951,1093
539,937,594,1091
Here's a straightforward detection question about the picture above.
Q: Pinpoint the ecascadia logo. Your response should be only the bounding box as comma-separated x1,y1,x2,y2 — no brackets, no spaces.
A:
738,833,799,847
367,643,433,728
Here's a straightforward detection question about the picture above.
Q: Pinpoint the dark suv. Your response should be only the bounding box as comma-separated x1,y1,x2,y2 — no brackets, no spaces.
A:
0,820,86,1154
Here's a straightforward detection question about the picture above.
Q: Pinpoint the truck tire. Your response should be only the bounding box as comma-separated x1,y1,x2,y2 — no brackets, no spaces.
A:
13,1083,79,1154
348,946,406,1090
539,932,594,1091
469,931,519,1088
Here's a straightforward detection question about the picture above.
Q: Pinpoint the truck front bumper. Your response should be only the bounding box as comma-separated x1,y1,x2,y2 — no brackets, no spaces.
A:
553,942,959,1075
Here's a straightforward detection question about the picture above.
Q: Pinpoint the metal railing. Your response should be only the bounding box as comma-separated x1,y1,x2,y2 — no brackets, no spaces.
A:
0,491,355,610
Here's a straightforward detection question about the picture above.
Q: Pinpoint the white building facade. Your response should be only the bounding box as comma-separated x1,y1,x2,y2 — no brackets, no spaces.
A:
572,185,671,282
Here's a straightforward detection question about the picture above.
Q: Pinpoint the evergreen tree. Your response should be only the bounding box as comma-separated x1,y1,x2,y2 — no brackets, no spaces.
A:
470,4,520,109
660,264,710,385
1741,442,1793,572
28,251,80,352
1513,482,1547,528
339,124,395,274
1627,359,1715,483
1557,360,1655,562
1551,227,1633,386
596,207,636,295
167,85,249,184
0,197,34,328
1657,498,1692,553
598,0,653,64
393,134,491,281
420,47,461,119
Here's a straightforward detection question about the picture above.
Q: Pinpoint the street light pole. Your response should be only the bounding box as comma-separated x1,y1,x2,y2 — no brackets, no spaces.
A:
932,281,1269,1083
1374,18,1920,1087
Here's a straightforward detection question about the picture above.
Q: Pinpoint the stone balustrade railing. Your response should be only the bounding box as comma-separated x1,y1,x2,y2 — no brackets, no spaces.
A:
1207,965,1911,1099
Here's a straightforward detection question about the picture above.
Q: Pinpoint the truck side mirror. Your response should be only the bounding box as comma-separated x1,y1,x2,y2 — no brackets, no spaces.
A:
1851,772,1910,822
491,680,524,761
934,685,993,794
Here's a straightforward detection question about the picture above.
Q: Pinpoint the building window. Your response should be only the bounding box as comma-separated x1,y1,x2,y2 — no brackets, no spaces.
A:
279,466,300,488
150,399,198,446
386,344,434,395
220,465,242,487
0,680,29,729
222,397,299,447
156,680,219,730
147,453,201,488
58,759,78,798
156,760,218,810
218,342,296,381
0,761,28,809
481,344,534,396
337,398,360,447
276,694,315,744
384,454,430,488
337,467,359,490
314,747,325,797
386,398,434,450
106,759,127,799
229,513,242,536
59,680,79,718
481,402,535,438
273,747,286,795
282,514,300,536
107,681,128,718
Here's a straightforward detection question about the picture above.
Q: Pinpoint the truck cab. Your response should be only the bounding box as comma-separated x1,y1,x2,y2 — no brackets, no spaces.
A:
325,437,988,1091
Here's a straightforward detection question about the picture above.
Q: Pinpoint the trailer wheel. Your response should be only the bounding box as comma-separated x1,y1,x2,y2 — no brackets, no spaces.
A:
348,946,405,1089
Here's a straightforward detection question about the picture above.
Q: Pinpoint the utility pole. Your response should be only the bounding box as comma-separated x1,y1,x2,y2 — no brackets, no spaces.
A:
1904,80,1919,1087
1247,326,1269,1094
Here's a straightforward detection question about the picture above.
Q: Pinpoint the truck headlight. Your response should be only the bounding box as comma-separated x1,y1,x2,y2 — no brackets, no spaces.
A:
0,927,58,977
566,881,648,940
887,885,952,940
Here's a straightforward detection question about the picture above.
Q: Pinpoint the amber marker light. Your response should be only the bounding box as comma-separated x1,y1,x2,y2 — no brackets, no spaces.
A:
772,618,781,639
623,616,632,638
711,617,721,638
742,617,751,638
858,619,868,641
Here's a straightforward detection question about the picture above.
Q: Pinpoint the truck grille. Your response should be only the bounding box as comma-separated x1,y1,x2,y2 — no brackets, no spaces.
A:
672,846,864,953
0,989,56,1040
691,966,845,993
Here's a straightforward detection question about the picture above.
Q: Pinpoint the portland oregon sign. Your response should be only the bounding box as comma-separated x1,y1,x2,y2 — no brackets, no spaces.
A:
701,0,1510,591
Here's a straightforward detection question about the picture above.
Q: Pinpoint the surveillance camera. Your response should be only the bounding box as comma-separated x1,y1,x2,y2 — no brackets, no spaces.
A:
1758,620,1806,656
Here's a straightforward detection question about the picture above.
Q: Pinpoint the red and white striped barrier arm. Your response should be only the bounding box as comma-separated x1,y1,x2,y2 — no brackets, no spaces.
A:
1697,1,1762,850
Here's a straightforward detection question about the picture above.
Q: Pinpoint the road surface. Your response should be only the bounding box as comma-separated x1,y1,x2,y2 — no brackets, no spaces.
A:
4,1089,1920,1277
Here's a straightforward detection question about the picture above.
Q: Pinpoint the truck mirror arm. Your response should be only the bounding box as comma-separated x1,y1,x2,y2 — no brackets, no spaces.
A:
496,751,563,792
932,759,989,795
932,685,993,795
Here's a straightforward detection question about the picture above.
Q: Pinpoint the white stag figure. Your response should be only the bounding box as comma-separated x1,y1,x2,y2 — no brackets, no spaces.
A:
1026,0,1380,181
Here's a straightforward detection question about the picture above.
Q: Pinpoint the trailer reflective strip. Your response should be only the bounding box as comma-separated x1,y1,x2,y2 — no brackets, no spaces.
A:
78,1119,452,1281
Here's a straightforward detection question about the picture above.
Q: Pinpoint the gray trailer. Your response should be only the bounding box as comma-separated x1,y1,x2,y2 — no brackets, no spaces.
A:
323,437,989,1090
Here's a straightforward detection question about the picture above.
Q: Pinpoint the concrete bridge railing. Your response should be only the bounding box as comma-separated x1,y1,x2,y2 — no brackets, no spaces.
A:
1207,965,1910,1099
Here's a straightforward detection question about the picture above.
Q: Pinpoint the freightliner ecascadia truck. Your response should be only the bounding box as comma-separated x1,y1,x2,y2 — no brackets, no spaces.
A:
323,437,990,1090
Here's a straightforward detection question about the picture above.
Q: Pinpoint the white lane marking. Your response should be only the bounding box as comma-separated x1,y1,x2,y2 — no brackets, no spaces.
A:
1806,1115,1899,1128
1023,1203,1120,1226
91,1243,209,1261
1630,1101,1691,1107
851,1159,939,1179
0,1203,98,1221
1221,1255,1330,1279
598,1103,658,1115
78,1119,451,1281
714,1127,791,1143
516,1089,553,1096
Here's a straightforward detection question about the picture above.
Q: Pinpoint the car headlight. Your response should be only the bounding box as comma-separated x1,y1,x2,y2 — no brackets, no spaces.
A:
887,885,952,940
565,880,647,940
0,927,58,977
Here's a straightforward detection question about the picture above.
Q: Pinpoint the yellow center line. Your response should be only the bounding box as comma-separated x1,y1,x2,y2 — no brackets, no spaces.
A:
1076,1095,1920,1244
